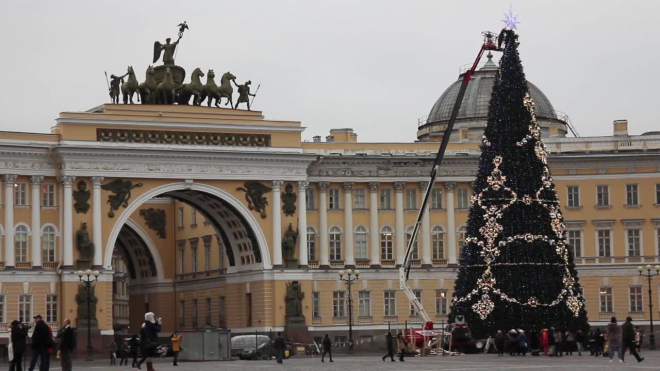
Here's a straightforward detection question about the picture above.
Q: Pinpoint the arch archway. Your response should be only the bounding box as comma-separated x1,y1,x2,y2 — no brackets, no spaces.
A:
103,182,272,270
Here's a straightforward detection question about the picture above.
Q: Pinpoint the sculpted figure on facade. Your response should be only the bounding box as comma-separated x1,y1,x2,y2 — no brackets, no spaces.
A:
285,281,304,318
108,71,129,104
234,80,256,110
76,222,94,260
73,180,91,214
282,223,298,260
101,179,144,217
236,181,271,218
281,183,297,217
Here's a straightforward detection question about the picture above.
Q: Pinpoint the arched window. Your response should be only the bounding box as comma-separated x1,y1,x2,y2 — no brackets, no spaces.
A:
42,226,56,263
329,227,342,261
15,225,29,263
354,226,368,260
432,226,445,260
380,226,393,260
458,225,467,253
307,227,317,261
405,226,419,260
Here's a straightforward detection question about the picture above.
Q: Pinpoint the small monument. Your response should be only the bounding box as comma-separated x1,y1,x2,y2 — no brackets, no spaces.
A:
76,283,99,329
282,223,298,268
152,23,188,88
76,222,94,269
284,281,311,346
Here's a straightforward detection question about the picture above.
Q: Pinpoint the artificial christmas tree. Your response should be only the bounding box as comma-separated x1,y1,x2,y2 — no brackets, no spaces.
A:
450,29,588,337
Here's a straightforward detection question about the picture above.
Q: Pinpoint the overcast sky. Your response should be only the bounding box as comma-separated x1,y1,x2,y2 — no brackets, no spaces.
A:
2,0,658,142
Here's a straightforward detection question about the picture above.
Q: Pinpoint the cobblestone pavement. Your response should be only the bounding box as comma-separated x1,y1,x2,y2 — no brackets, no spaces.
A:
70,352,660,370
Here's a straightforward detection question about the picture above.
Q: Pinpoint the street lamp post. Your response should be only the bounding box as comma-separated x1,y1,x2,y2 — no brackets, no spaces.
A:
440,291,446,356
338,269,360,353
637,265,660,350
77,269,100,361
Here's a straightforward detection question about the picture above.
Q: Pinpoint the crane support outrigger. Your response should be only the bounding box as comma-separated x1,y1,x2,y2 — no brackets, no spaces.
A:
399,31,503,336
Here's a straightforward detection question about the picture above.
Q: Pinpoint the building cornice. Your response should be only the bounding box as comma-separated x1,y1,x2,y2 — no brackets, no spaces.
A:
56,117,306,133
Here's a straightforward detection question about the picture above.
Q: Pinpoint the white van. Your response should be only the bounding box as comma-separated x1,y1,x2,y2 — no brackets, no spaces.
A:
231,335,270,356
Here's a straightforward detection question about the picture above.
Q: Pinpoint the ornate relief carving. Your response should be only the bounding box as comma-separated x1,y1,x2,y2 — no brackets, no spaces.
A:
63,161,306,177
97,128,271,147
73,180,91,214
101,179,144,218
281,183,297,217
140,208,167,238
236,181,271,219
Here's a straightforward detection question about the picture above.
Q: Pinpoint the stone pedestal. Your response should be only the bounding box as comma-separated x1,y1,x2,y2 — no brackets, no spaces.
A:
285,259,298,269
285,315,311,348
76,259,92,270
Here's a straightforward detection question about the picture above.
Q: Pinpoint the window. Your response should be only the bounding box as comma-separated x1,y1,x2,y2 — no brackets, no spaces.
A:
410,290,422,315
46,295,57,323
656,184,660,205
206,298,212,325
19,295,31,323
193,299,199,329
627,228,641,256
42,184,55,207
329,227,342,261
436,290,448,315
626,184,639,206
246,293,253,327
179,301,185,327
191,246,198,273
597,229,611,257
15,225,28,263
431,188,443,209
596,185,610,206
406,226,419,260
191,208,197,226
177,207,184,228
329,189,340,210
355,226,368,260
42,226,56,263
0,295,4,323
599,287,612,313
380,189,392,209
14,183,28,206
177,241,185,275
384,291,396,316
306,188,315,210
333,291,346,317
218,296,227,328
307,227,316,261
432,226,445,259
358,291,371,317
457,226,467,252
354,188,366,209
380,226,394,260
629,286,643,312
205,244,211,272
567,230,582,257
405,189,417,209
312,292,320,318
457,188,469,209
567,186,580,207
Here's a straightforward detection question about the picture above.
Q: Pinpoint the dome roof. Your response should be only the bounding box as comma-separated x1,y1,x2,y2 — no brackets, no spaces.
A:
426,54,558,124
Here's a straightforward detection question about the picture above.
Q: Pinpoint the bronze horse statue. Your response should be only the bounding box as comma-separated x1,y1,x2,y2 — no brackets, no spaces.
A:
138,66,157,104
121,66,140,104
212,71,236,109
176,67,205,105
200,69,222,107
156,67,176,105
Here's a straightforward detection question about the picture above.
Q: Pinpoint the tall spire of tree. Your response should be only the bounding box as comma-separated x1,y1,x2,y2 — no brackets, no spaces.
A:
450,30,588,337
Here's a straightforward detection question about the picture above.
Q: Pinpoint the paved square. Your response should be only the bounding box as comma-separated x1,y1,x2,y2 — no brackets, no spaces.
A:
77,351,659,370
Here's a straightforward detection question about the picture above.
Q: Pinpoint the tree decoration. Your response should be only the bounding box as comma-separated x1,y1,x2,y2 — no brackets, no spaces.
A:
450,30,588,336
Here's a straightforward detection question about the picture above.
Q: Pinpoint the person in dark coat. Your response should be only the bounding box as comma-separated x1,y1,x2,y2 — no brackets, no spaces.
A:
137,312,162,371
517,330,528,356
575,330,585,356
621,317,644,363
381,332,395,362
594,328,604,356
529,329,540,356
28,314,51,371
273,332,286,364
321,334,333,362
494,330,505,356
10,320,28,371
119,340,130,366
607,317,622,362
128,335,140,368
56,319,75,371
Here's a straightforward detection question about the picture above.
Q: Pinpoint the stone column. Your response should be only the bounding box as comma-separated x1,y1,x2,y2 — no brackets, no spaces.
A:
445,182,457,266
92,177,104,268
343,182,355,268
369,182,380,267
62,176,75,268
4,174,17,268
30,176,44,268
318,182,330,268
272,180,283,268
420,181,432,268
394,182,405,266
297,181,309,268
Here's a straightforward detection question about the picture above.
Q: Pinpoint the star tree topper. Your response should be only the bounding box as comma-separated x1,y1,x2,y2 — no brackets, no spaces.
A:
501,8,520,30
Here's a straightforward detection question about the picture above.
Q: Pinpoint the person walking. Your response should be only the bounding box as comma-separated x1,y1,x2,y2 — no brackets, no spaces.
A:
595,328,604,356
552,329,562,357
607,317,622,363
56,319,74,371
110,341,117,365
575,330,584,356
119,340,129,366
494,330,505,356
517,330,527,356
382,332,395,362
274,332,286,364
170,333,182,366
10,320,28,371
621,317,644,363
396,333,406,362
28,314,51,371
137,312,162,371
529,329,540,356
635,327,643,352
540,329,549,355
321,334,333,362
565,330,575,356
128,335,140,368
547,328,555,356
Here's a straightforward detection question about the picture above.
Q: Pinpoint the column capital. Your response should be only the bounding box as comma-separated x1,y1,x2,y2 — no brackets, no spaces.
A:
272,180,283,189
297,181,309,191
91,177,105,186
3,174,17,184
369,182,380,191
318,181,329,191
30,175,44,186
342,182,354,191
394,182,406,192
419,181,429,191
61,176,76,187
445,181,457,191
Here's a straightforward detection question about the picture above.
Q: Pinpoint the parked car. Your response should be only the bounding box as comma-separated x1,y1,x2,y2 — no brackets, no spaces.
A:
238,340,293,360
231,335,271,357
